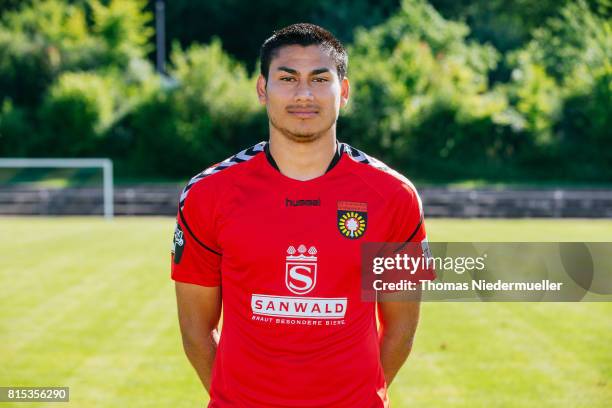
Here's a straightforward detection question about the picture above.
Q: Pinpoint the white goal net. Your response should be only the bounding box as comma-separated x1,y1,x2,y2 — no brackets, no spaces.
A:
0,158,114,219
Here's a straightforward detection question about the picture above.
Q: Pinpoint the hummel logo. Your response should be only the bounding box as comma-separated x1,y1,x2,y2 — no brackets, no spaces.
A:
285,198,320,207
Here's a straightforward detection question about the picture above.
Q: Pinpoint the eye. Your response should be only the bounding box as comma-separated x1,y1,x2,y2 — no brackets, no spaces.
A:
280,77,296,82
312,77,328,83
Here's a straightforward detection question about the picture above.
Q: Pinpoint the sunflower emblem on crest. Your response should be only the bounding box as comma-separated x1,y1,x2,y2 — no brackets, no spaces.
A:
337,201,368,239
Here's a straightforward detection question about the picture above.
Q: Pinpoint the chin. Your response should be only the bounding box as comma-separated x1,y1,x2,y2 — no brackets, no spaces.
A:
285,132,322,143
270,117,333,143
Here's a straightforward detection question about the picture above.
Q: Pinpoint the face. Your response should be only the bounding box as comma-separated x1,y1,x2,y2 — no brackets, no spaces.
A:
257,44,350,143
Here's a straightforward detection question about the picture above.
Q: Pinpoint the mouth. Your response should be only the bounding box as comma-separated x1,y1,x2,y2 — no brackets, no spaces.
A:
287,108,319,119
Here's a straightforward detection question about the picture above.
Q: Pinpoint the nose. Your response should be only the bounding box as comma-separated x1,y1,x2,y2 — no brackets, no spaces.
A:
294,80,314,103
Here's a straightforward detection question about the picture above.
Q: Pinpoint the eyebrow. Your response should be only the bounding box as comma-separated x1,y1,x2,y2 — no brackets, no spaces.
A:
277,66,331,76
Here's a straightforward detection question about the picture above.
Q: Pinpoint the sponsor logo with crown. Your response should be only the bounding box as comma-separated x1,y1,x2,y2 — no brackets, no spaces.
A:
285,245,318,295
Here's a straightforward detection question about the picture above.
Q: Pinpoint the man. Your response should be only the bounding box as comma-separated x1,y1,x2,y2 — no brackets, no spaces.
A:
171,23,435,407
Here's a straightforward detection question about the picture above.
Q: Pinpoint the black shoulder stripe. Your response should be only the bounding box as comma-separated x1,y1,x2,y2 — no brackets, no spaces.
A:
405,214,424,243
391,214,424,254
179,209,222,256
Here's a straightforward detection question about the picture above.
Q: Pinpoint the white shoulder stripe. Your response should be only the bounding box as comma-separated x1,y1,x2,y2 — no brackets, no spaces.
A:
179,142,265,209
341,143,423,214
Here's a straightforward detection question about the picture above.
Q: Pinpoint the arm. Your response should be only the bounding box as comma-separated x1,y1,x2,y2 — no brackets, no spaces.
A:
175,282,222,393
377,288,421,386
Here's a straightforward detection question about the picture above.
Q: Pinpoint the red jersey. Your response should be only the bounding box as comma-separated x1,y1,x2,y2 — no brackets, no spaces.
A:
171,141,434,407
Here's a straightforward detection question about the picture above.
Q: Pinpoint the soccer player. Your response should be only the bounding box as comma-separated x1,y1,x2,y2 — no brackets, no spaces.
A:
171,23,435,407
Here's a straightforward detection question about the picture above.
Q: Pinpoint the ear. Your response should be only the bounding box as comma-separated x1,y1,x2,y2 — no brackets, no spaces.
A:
256,75,267,105
340,77,350,108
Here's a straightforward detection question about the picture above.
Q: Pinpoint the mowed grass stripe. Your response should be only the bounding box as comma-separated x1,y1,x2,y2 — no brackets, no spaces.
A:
0,216,173,307
522,303,612,376
389,304,464,407
422,219,612,406
109,323,208,408
56,286,175,407
1,217,611,408
2,255,149,358
1,218,174,378
426,219,612,242
512,305,610,407
0,217,97,251
102,318,211,408
0,217,171,305
0,224,100,286
467,304,601,406
397,303,610,408
508,303,612,402
400,303,549,408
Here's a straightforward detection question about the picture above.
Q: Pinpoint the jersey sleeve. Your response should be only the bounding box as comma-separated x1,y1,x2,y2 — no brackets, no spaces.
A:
386,183,425,243
170,181,222,287
384,182,436,282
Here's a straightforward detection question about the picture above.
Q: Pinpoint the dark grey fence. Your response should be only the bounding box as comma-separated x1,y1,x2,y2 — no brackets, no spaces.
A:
1,185,611,218
422,187,612,218
0,185,181,216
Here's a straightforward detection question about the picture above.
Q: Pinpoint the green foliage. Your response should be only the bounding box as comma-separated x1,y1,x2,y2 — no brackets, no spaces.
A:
0,100,33,156
91,0,154,64
0,0,610,182
0,0,34,14
163,0,400,72
1,0,107,72
519,0,611,83
32,59,161,159
343,0,524,180
0,0,153,106
351,0,499,73
501,54,561,144
429,0,573,53
501,0,612,180
0,29,57,106
554,64,612,180
36,71,117,156
0,0,156,159
170,39,258,124
110,40,265,177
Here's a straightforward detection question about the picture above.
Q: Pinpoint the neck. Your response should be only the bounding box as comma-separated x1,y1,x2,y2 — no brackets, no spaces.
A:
268,127,337,181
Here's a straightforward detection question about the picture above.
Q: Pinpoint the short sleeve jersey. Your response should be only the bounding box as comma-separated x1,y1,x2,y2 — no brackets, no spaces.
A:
171,141,435,408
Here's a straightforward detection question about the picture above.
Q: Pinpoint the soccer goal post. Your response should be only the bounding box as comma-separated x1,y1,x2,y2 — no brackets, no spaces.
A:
0,158,114,219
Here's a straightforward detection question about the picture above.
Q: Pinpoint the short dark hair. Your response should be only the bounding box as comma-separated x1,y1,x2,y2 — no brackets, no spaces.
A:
260,23,348,81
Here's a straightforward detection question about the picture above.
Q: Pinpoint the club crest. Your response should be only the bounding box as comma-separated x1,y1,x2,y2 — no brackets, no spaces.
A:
337,201,367,239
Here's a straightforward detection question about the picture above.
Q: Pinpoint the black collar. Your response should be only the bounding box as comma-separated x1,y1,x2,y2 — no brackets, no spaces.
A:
264,142,343,174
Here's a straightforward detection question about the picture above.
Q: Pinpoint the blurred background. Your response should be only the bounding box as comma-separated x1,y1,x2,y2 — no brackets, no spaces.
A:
0,0,610,185
1,1,611,407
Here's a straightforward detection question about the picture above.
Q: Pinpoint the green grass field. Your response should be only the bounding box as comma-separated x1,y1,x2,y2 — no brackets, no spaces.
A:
1,217,611,407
